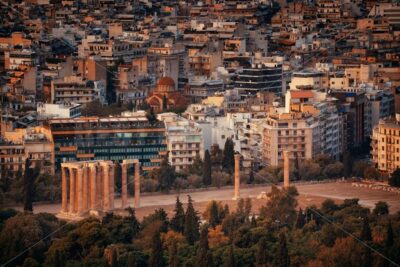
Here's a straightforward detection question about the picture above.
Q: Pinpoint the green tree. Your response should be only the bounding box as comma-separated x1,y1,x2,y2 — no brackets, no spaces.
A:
203,150,212,186
360,217,372,267
222,138,235,173
256,237,269,267
361,217,372,242
389,168,400,187
157,157,176,192
343,151,353,178
184,195,200,245
162,95,168,110
295,208,305,229
23,159,37,212
168,239,179,267
209,201,221,228
187,155,203,176
373,201,389,216
223,245,235,267
150,231,165,267
386,221,394,248
196,226,213,267
274,233,290,267
210,144,223,169
170,197,185,233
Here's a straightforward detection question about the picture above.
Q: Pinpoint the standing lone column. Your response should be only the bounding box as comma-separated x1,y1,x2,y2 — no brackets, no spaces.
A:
283,151,290,188
77,167,83,214
61,167,68,213
82,167,88,211
69,168,76,213
233,153,241,200
109,165,115,210
103,165,110,210
134,161,141,208
121,163,127,209
90,166,97,210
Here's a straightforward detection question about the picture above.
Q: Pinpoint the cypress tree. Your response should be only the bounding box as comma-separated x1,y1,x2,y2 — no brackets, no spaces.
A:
223,245,235,267
23,159,34,212
150,231,165,267
386,221,394,248
209,201,220,228
196,226,213,267
295,208,305,229
170,196,185,233
222,138,235,172
162,95,168,110
361,217,372,242
203,150,212,186
256,237,269,267
274,233,290,267
184,195,200,245
168,240,179,267
342,151,353,178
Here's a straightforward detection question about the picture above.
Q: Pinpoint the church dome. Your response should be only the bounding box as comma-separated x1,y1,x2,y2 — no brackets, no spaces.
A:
156,77,176,92
157,77,175,87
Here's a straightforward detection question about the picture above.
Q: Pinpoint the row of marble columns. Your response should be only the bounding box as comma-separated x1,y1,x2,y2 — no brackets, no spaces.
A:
61,160,141,216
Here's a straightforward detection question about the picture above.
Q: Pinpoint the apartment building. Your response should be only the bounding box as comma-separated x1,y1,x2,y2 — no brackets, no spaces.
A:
49,112,167,171
37,102,82,119
159,113,204,172
263,112,319,166
371,117,400,174
184,76,224,103
0,140,25,178
51,76,106,104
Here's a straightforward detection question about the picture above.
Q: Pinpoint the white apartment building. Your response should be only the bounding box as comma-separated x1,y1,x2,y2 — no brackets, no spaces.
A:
158,113,204,172
37,102,82,119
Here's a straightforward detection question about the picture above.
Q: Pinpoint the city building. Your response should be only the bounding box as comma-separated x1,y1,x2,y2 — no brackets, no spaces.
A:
51,76,106,105
235,61,283,96
37,102,82,119
371,116,400,174
158,113,204,171
184,76,224,103
49,112,167,171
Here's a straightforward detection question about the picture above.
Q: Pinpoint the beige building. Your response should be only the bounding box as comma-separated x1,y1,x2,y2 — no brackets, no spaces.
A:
371,117,400,174
263,111,319,166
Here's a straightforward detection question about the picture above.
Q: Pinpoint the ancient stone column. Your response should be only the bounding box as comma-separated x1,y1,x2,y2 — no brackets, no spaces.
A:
90,166,97,210
109,165,115,210
61,167,68,213
69,168,76,213
233,153,241,200
121,163,127,209
77,167,83,214
134,161,141,208
82,167,88,211
283,151,290,188
103,164,110,210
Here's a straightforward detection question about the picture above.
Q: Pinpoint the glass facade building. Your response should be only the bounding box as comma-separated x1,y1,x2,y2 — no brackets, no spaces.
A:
49,116,167,171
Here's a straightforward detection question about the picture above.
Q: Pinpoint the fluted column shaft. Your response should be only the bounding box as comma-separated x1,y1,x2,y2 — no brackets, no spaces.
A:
77,167,83,214
109,165,115,210
69,168,76,213
90,166,97,210
103,165,110,210
134,162,141,208
121,164,127,209
283,151,290,188
234,154,240,200
82,167,88,211
61,167,68,212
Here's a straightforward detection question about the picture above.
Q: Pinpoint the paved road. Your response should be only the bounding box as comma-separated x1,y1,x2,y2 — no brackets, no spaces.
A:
11,182,400,215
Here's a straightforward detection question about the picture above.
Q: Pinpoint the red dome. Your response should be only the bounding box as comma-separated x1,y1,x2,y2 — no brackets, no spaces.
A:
157,77,175,87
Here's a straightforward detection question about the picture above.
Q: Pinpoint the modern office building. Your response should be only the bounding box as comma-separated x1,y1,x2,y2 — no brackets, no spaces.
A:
49,112,167,171
234,62,283,96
